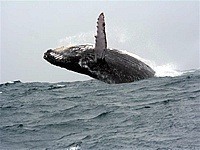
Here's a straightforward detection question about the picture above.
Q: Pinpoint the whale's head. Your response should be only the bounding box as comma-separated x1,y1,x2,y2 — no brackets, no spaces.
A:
43,44,95,74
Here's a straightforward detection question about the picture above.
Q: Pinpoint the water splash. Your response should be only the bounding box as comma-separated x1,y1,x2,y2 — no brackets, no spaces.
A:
108,26,129,44
153,64,183,77
57,31,183,78
119,50,182,77
57,27,129,48
58,31,94,47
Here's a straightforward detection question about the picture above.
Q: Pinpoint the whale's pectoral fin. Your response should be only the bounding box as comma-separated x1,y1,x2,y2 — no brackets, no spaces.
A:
94,13,107,61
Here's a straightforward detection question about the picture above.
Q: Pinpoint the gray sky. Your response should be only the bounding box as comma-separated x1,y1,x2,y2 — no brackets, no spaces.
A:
1,1,199,83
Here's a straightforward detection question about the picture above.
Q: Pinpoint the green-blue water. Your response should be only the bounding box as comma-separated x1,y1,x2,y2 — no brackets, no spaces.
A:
0,70,200,150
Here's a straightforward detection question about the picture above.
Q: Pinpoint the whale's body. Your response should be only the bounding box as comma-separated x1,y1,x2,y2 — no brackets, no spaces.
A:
44,13,155,84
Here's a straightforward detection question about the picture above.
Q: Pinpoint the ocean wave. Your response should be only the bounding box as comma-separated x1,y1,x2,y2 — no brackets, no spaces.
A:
0,70,199,149
0,80,21,86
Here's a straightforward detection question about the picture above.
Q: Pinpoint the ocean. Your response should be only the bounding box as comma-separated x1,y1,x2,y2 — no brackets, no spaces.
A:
0,70,199,150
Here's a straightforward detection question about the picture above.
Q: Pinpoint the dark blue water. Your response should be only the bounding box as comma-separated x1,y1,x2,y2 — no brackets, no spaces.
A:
0,70,200,150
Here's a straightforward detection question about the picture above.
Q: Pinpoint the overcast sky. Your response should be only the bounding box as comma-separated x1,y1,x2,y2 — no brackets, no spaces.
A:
1,1,199,83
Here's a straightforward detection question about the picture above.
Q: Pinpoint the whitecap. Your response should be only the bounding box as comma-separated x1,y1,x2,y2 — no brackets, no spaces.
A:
67,145,81,150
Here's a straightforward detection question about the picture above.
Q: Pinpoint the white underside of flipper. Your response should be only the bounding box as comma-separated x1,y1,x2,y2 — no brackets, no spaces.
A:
94,13,107,61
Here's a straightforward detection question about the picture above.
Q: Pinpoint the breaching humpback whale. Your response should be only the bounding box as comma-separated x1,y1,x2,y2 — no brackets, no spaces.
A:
44,13,155,84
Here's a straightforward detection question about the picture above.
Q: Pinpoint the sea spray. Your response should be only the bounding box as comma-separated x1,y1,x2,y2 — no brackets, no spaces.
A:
153,63,183,77
58,31,94,47
57,31,182,78
118,49,182,77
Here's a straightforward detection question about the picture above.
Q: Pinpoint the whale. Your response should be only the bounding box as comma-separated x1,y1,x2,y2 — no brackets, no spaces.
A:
44,13,155,84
